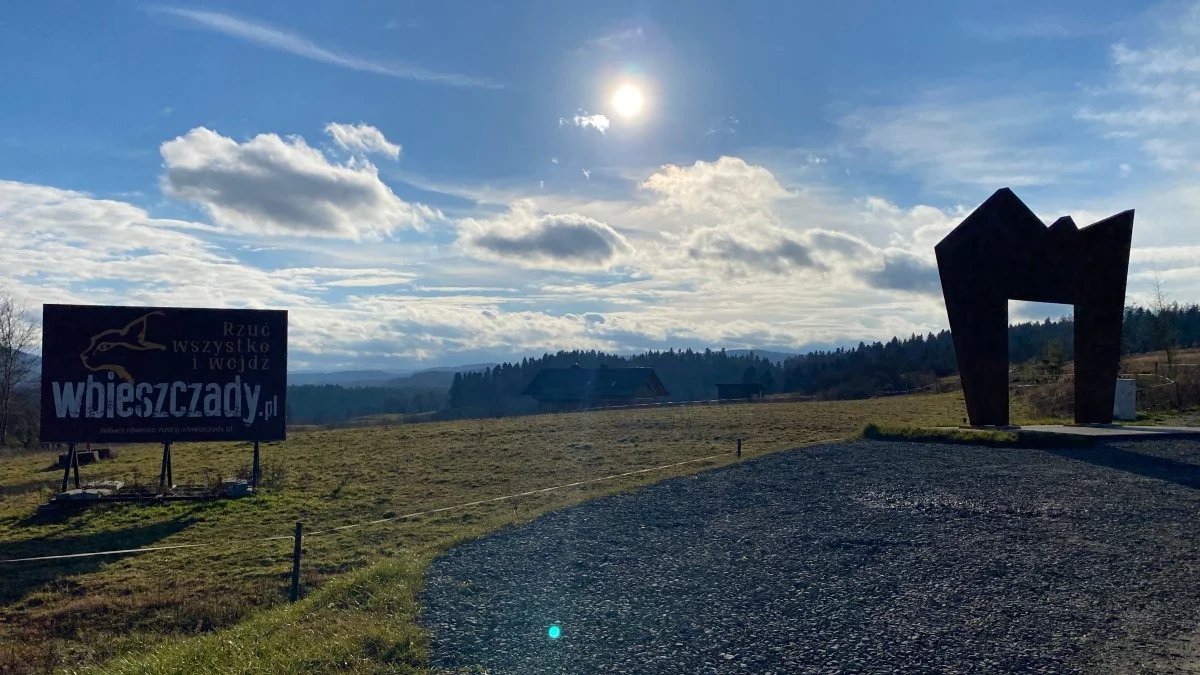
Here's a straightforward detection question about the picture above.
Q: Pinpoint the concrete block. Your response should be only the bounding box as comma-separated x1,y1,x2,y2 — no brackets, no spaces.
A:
222,478,253,498
1113,378,1137,420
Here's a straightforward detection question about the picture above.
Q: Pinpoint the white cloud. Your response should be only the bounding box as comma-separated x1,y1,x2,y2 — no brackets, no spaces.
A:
705,116,740,136
560,111,611,134
160,126,436,239
584,26,645,51
640,156,791,215
458,200,632,271
614,157,942,294
149,7,503,89
842,93,1090,188
1080,7,1200,171
0,180,628,369
324,122,401,159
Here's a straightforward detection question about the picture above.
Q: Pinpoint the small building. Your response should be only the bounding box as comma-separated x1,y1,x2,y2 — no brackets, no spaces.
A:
521,365,669,413
715,382,766,401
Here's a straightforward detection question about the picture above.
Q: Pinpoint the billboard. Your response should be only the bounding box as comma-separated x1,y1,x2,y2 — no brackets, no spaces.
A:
40,305,287,443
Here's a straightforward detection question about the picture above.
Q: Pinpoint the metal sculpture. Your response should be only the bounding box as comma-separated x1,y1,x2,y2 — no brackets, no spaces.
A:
935,188,1134,426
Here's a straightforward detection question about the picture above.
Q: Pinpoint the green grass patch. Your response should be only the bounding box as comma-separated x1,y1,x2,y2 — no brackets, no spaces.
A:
861,423,1096,448
93,553,431,675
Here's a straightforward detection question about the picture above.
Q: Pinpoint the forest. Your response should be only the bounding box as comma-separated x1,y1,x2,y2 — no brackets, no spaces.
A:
286,384,447,425
445,303,1200,413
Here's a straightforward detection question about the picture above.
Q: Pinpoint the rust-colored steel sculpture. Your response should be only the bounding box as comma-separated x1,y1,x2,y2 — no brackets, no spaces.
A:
935,188,1134,426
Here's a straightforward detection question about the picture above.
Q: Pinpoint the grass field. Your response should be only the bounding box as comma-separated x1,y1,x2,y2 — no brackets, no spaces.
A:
0,391,1039,673
1124,347,1200,372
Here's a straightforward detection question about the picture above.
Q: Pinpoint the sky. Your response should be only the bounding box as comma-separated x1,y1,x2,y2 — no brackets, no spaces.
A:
3,0,1200,372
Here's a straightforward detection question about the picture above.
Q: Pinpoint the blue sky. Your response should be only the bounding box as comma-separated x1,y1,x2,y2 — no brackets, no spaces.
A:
2,0,1199,371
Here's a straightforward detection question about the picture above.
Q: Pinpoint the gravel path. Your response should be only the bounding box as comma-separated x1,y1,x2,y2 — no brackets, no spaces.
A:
420,439,1200,674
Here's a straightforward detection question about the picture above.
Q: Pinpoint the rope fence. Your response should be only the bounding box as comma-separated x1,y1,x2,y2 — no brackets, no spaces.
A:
0,450,732,586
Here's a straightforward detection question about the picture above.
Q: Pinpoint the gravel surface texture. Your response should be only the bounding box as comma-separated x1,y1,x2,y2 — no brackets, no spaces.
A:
420,439,1200,674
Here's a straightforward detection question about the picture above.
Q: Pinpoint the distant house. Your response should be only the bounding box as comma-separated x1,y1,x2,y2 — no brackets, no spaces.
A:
715,382,766,401
521,365,669,413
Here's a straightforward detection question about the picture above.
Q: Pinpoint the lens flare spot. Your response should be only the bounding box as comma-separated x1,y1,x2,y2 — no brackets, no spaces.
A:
548,624,562,639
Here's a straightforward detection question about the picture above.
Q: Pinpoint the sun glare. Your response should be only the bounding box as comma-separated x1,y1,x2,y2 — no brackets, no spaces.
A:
612,84,644,118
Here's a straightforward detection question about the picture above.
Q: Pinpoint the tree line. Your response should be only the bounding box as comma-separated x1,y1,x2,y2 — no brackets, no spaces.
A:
448,302,1200,412
447,349,784,415
285,384,447,425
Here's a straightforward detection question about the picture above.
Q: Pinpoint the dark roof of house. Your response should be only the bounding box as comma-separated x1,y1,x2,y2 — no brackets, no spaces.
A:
521,366,669,401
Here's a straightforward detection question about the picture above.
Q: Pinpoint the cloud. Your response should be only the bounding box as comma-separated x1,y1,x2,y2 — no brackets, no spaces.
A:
705,116,740,136
458,200,631,270
160,126,435,239
0,180,318,311
0,179,629,369
641,156,791,214
684,227,822,276
560,111,611,134
149,7,503,89
1079,8,1200,171
842,93,1090,188
619,157,942,291
324,122,401,159
861,250,942,294
584,26,645,51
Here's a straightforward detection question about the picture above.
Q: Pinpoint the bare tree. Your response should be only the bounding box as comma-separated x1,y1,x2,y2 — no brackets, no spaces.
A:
0,292,38,446
1150,272,1179,369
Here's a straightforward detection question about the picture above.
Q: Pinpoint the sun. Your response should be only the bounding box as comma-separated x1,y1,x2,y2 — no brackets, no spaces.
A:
611,84,644,118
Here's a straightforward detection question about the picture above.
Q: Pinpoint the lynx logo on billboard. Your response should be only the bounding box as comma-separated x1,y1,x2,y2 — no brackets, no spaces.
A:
40,304,287,443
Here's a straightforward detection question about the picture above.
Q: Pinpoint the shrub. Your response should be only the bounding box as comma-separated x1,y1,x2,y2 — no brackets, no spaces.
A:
1023,378,1074,419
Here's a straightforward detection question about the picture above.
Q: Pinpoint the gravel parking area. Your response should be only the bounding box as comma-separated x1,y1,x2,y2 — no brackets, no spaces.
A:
420,439,1200,674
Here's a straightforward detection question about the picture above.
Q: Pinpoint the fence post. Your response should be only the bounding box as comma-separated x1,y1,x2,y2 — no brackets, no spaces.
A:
252,441,261,488
290,521,303,602
737,437,742,458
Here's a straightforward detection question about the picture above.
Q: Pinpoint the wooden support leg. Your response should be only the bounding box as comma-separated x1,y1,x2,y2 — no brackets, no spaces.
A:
159,442,170,492
60,443,76,493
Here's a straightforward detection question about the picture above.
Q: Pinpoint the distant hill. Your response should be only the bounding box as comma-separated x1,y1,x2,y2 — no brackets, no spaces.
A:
725,349,796,365
288,370,410,386
417,363,497,374
382,364,496,389
287,364,495,389
383,370,457,389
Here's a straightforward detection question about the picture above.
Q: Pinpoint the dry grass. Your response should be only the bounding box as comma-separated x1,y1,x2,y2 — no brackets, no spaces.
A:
0,393,984,673
1016,348,1200,419
1123,348,1200,373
